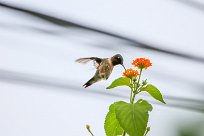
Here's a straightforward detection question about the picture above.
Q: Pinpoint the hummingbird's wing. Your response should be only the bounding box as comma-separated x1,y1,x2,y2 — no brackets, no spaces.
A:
75,57,103,68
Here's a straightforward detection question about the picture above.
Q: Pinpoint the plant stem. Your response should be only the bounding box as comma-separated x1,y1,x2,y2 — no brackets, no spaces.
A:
130,78,136,104
122,131,126,136
130,79,133,103
131,68,143,103
144,127,150,136
86,125,94,136
88,130,94,136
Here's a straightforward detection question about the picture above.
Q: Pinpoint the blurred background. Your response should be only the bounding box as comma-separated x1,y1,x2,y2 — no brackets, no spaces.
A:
0,0,204,136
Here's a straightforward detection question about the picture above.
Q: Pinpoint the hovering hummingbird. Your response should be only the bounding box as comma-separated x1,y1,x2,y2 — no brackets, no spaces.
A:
76,54,126,88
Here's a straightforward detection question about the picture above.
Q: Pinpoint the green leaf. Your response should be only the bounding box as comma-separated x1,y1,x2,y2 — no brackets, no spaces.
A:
106,77,132,89
141,84,166,104
114,100,152,136
104,104,123,136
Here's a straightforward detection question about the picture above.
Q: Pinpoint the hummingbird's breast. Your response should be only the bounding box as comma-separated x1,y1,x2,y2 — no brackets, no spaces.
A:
98,58,113,80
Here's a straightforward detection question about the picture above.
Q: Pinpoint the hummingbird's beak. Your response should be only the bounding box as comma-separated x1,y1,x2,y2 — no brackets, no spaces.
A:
121,64,126,70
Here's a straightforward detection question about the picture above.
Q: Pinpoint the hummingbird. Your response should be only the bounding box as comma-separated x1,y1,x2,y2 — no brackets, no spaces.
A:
76,54,126,88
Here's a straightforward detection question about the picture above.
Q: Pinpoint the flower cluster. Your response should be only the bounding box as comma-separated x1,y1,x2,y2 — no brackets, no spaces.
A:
123,58,152,78
132,58,152,69
123,68,139,78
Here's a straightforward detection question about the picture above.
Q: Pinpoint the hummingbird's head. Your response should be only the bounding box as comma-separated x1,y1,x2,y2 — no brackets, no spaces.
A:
111,54,126,70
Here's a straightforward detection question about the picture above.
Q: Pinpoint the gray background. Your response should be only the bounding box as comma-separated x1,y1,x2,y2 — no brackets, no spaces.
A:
0,0,204,136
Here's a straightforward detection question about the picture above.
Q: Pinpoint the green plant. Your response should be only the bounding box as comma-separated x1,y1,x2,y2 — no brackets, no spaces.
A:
87,58,166,136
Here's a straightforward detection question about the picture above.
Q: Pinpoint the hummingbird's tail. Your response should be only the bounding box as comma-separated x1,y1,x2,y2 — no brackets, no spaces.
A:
83,77,98,88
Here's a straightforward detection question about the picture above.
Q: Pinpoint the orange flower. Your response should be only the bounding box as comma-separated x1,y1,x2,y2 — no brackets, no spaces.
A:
132,58,152,69
123,68,139,78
